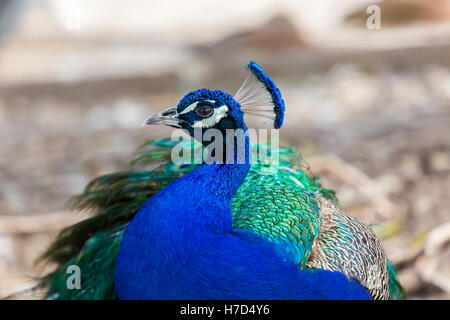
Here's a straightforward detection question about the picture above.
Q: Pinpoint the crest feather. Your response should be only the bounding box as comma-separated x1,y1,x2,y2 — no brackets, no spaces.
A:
234,62,285,129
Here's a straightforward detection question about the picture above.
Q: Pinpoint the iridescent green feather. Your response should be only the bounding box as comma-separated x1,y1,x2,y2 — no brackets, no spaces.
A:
387,261,406,300
233,162,322,266
44,227,124,300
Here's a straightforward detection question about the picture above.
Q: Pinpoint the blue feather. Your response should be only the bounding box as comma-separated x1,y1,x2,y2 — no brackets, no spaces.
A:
246,61,285,129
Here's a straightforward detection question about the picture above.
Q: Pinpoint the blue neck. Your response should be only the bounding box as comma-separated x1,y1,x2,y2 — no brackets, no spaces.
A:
124,134,251,237
164,134,251,234
175,162,250,234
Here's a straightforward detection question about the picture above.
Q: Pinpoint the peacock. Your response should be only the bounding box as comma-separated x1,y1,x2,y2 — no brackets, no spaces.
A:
38,62,404,300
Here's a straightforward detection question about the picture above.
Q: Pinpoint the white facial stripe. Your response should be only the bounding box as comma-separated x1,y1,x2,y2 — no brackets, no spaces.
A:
192,105,229,128
179,100,216,115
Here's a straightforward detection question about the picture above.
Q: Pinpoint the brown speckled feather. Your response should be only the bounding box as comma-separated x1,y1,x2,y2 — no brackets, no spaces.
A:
307,195,389,300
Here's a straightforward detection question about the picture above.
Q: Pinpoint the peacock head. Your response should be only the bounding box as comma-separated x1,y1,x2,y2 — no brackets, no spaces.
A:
145,89,247,136
143,62,285,145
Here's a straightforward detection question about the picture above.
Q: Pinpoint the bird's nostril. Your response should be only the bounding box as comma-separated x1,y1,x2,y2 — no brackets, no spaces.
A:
162,110,176,117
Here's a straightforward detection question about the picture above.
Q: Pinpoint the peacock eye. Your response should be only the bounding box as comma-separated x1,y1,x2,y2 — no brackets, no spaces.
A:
194,104,214,118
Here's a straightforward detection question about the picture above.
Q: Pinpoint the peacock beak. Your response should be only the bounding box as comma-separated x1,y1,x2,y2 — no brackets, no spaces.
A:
143,107,182,128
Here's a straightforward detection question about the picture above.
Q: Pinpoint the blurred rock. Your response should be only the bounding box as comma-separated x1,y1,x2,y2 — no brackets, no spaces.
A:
430,152,450,172
398,266,422,294
198,15,307,57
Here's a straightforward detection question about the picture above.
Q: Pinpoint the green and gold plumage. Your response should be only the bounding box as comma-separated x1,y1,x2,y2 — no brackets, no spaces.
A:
38,139,404,300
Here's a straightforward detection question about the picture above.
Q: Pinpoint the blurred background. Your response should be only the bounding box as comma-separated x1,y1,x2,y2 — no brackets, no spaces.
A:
0,0,449,299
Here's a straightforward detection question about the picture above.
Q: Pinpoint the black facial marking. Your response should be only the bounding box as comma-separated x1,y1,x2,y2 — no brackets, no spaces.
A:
161,109,177,117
